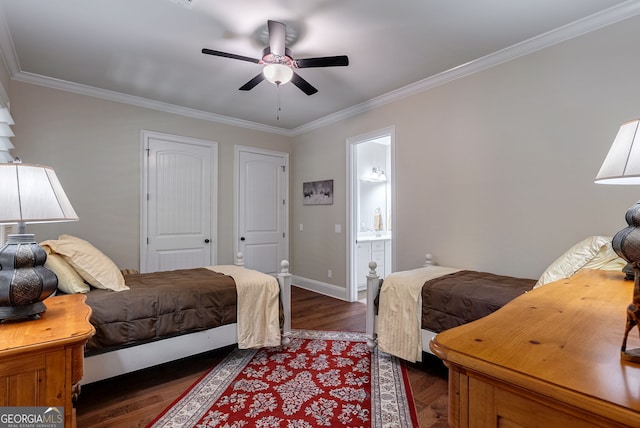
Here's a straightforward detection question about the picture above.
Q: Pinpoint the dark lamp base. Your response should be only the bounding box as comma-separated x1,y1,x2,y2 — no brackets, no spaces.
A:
0,301,46,322
613,202,640,362
0,233,58,322
621,348,640,363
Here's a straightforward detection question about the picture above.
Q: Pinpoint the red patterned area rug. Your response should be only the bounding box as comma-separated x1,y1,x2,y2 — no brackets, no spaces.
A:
148,330,419,427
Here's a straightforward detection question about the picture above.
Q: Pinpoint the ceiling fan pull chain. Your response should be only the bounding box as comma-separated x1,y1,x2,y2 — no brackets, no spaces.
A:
276,83,282,120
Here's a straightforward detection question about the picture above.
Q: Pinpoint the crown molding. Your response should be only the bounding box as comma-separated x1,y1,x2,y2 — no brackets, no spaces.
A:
1,1,639,137
11,71,292,136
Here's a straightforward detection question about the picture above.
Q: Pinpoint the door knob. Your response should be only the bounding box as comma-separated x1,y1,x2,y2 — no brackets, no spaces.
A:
204,239,210,243
240,237,246,241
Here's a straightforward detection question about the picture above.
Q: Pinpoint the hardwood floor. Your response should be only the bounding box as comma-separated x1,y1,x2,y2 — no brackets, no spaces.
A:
75,286,448,427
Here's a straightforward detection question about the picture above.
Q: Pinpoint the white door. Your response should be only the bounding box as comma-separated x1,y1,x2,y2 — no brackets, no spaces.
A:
236,146,288,275
142,131,217,272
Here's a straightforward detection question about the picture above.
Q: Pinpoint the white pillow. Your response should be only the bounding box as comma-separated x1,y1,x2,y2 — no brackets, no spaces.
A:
40,235,129,292
582,242,627,271
43,251,90,294
534,236,621,289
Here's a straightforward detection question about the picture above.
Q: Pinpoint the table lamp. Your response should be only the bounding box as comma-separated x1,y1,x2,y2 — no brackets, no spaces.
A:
0,160,78,321
595,118,640,361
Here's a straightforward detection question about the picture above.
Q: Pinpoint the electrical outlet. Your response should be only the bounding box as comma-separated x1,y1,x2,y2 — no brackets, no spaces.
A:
328,269,332,278
299,224,303,231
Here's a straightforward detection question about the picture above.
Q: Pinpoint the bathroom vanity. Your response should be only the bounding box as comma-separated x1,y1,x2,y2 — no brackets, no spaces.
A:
357,234,391,290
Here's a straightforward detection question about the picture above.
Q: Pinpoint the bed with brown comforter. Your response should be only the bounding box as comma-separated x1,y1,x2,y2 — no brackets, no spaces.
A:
40,234,290,383
366,236,627,363
368,265,535,362
84,268,238,356
81,262,290,383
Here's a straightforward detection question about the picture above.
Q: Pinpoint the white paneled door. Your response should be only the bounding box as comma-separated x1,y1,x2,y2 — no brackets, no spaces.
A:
142,131,217,272
236,146,288,275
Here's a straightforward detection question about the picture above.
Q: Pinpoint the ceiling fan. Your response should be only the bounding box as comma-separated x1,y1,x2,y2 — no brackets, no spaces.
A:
202,20,349,96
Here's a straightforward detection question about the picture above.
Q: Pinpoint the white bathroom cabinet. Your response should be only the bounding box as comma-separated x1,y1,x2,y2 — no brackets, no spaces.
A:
357,238,391,290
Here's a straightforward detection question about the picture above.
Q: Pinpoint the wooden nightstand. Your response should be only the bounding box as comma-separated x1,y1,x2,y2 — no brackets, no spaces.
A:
0,294,95,428
431,269,640,427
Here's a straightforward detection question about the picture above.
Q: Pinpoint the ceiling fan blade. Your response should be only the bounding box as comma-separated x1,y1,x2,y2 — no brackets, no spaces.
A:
267,20,286,57
239,73,265,91
291,72,318,96
202,48,260,64
296,55,349,68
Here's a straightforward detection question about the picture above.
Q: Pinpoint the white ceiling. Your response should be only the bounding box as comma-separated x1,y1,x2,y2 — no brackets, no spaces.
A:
0,0,638,134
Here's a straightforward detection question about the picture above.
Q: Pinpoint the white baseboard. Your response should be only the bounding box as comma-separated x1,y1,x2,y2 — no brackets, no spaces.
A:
292,275,348,301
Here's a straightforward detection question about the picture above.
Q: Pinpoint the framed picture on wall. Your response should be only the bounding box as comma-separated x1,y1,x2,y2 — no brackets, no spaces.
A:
303,179,333,205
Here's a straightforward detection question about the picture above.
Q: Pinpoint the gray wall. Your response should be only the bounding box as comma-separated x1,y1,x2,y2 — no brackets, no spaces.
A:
290,14,640,286
5,81,292,269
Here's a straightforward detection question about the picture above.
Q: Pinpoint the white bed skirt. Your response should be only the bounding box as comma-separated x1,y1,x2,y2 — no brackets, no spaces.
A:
83,323,238,384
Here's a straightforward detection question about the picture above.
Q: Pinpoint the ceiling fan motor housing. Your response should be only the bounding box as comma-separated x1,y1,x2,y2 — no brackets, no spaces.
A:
262,47,294,67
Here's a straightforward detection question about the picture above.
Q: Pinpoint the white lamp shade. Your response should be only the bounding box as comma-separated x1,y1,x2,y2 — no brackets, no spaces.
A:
595,119,640,184
0,137,14,150
0,122,14,137
263,64,293,85
0,163,78,224
0,108,15,125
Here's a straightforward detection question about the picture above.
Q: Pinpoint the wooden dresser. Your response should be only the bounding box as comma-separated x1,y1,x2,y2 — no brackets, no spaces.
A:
0,294,95,428
430,269,640,427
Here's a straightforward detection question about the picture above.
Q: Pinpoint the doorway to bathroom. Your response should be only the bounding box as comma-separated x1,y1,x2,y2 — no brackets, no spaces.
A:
347,127,395,302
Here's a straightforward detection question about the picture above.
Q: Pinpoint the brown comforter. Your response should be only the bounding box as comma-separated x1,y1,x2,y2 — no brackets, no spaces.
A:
421,270,535,333
84,268,237,355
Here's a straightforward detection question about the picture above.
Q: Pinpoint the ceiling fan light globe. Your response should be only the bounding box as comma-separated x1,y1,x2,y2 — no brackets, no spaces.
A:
263,64,293,85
